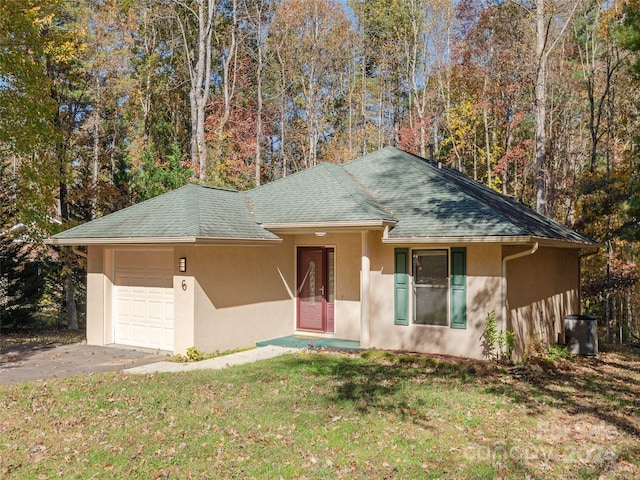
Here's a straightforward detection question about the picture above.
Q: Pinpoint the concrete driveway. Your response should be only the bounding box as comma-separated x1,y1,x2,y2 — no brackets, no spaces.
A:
0,343,168,384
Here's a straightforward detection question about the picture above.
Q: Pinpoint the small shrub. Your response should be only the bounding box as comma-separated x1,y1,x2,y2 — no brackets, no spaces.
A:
482,311,515,364
482,311,499,360
172,346,253,363
522,342,575,372
186,346,204,362
544,344,574,362
505,330,516,358
173,346,204,362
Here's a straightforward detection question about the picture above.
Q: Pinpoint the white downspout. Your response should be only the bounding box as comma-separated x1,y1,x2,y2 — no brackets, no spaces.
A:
360,231,370,348
501,242,539,332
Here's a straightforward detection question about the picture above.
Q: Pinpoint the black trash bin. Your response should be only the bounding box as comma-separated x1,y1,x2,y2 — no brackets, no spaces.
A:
564,315,598,356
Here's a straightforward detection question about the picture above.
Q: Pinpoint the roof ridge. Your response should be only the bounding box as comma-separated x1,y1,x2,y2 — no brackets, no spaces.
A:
193,183,204,236
325,164,395,221
249,161,334,193
342,168,397,220
197,184,239,193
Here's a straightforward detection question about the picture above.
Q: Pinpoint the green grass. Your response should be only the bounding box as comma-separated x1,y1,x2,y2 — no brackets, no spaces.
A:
1,348,639,479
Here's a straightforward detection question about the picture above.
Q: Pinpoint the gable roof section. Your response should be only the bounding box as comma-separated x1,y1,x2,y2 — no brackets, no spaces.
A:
49,184,279,245
343,147,595,245
247,162,395,228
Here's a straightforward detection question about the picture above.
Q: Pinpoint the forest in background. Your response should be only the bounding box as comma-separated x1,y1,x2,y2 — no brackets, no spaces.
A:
0,0,638,343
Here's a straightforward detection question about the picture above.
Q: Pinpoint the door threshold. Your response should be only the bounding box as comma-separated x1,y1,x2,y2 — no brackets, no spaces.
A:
294,331,336,337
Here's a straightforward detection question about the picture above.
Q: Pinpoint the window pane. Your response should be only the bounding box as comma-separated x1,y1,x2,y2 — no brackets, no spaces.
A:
413,250,448,326
327,250,335,303
413,250,448,286
414,285,448,325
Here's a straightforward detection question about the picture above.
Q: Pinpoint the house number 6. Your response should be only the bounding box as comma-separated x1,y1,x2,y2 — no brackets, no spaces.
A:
182,280,187,291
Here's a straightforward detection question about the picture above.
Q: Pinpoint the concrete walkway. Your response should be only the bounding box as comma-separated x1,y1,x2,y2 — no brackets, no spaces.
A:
123,345,299,375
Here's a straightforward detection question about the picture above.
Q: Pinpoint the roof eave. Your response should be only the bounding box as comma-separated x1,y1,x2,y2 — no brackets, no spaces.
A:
382,235,598,249
46,236,283,246
262,219,396,234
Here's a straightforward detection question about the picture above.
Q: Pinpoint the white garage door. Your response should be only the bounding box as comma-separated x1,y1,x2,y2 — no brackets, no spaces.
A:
113,250,174,351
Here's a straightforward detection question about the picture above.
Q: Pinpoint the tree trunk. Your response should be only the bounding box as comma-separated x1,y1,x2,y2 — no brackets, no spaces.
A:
254,3,264,187
473,130,477,181
189,90,199,172
277,47,288,177
361,30,367,155
64,256,78,331
140,6,153,150
483,75,492,189
173,0,215,181
503,118,513,195
534,0,547,215
91,76,100,219
214,0,238,162
531,0,581,213
438,68,462,169
58,151,78,331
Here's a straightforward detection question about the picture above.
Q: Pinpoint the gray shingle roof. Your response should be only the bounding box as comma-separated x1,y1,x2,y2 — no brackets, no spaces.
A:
343,146,594,244
51,147,594,247
51,184,279,243
247,162,395,225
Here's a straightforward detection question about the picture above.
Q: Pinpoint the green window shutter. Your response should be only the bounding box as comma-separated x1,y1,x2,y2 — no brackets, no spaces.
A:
450,247,467,329
394,248,409,325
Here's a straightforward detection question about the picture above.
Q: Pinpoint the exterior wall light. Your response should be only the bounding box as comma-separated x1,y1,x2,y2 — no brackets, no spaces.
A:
315,231,326,237
179,257,187,272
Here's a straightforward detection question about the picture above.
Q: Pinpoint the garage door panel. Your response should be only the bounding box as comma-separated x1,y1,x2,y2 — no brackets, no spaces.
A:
147,300,167,321
117,323,131,340
114,250,174,351
116,298,129,310
147,286,172,298
147,326,164,345
115,274,170,289
131,299,146,318
130,324,146,344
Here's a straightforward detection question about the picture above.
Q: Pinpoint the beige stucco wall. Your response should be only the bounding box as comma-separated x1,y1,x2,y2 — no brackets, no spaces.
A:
83,238,581,360
175,232,364,353
505,246,580,357
86,246,106,346
177,238,295,354
368,237,503,359
173,272,195,354
85,235,361,354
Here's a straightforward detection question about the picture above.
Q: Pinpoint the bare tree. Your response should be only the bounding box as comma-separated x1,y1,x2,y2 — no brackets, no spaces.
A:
168,0,216,181
244,1,273,186
531,0,582,214
270,0,353,169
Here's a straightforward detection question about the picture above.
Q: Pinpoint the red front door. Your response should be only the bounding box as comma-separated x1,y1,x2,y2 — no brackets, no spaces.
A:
297,247,334,332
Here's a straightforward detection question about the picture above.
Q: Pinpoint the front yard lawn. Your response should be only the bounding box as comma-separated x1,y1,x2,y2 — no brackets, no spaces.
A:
1,348,639,479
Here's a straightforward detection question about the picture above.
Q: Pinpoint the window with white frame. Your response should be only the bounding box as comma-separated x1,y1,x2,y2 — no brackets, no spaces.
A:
412,249,448,326
394,247,467,329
